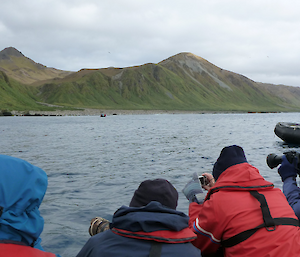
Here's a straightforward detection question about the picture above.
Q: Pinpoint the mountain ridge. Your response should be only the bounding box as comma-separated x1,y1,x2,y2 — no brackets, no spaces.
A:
1,47,300,112
0,47,25,59
0,47,73,85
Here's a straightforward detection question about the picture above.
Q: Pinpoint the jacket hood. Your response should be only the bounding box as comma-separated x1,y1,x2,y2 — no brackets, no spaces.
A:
112,201,189,233
0,155,47,246
206,163,274,199
111,201,196,243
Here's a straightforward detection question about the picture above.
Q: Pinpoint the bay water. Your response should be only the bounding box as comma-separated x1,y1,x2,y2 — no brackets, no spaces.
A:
1,112,300,257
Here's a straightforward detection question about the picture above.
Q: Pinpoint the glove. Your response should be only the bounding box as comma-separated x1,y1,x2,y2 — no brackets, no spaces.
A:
89,217,110,236
284,151,300,176
278,155,297,182
182,172,204,203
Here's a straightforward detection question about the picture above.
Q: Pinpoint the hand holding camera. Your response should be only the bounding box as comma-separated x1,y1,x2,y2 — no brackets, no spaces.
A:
182,172,215,204
266,150,300,182
278,155,298,181
89,217,110,236
267,151,300,170
200,173,215,190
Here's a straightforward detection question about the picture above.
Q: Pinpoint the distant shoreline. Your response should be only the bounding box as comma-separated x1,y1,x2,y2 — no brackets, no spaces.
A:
11,109,216,116
6,109,280,116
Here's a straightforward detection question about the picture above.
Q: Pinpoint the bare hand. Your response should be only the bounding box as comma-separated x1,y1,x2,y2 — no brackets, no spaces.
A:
202,173,215,191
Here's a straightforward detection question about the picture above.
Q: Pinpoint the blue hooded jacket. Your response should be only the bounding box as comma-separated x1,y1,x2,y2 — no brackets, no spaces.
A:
76,201,201,257
0,154,60,256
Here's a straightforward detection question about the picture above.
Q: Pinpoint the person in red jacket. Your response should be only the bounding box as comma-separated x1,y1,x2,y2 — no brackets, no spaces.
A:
183,145,300,257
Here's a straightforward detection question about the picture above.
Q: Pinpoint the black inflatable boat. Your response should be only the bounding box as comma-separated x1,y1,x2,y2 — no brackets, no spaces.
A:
274,122,300,144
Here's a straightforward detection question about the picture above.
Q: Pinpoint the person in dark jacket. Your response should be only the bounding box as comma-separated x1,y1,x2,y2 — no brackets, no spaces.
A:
276,152,300,219
0,154,60,257
76,179,201,257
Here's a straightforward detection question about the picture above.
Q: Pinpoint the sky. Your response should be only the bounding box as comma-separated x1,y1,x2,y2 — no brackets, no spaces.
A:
1,0,300,87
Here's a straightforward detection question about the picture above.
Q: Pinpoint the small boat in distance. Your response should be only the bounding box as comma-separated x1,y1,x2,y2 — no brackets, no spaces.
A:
274,122,300,145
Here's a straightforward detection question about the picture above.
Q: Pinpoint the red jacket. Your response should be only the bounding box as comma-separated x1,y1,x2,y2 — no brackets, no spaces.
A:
0,243,56,257
189,163,300,257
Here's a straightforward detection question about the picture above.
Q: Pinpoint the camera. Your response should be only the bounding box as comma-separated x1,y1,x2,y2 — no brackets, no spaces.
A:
89,217,110,236
199,175,209,186
266,151,300,169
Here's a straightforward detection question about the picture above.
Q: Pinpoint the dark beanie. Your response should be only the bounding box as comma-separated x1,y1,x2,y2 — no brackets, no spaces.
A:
213,145,248,181
129,179,178,210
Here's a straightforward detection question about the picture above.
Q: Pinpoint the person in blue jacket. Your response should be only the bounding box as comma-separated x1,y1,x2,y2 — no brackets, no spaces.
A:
0,154,61,257
277,153,300,219
76,178,201,257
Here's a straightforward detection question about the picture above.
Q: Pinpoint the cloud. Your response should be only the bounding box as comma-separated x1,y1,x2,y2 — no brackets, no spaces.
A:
1,0,300,87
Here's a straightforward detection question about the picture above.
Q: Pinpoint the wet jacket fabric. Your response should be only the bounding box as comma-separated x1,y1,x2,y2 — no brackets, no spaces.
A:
76,201,201,257
189,162,300,257
0,154,60,257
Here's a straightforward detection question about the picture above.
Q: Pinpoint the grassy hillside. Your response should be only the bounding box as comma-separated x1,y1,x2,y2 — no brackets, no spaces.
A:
0,71,71,112
1,47,300,112
0,71,40,110
36,54,300,112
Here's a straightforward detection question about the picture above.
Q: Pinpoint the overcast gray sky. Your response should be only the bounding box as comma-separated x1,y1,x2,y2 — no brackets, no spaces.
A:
1,0,300,86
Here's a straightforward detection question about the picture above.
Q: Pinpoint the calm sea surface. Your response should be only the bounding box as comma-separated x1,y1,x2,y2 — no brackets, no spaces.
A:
1,113,300,256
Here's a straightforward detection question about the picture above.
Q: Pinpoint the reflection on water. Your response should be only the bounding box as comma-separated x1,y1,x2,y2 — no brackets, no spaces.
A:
1,113,300,257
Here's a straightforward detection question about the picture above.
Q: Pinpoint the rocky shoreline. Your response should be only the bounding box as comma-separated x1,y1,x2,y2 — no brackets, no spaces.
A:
7,109,217,116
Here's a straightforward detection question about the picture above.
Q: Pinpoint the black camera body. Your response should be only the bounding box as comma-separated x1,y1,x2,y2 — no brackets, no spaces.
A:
267,151,300,169
199,175,209,186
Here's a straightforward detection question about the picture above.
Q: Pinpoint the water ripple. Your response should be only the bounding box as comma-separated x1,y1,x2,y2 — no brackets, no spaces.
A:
1,113,300,256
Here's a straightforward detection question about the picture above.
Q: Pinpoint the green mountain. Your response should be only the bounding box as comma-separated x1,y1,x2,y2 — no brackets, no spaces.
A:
0,70,50,111
1,47,300,112
0,47,72,85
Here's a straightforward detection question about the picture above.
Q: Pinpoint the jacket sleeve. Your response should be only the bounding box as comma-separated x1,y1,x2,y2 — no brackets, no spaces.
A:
283,177,300,219
75,238,94,257
188,199,224,255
